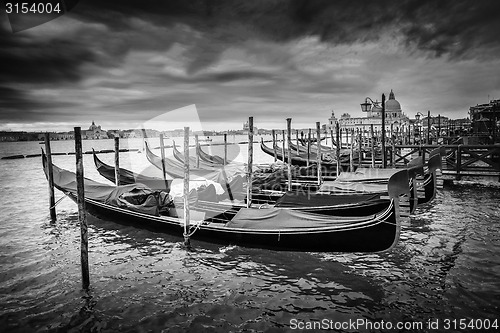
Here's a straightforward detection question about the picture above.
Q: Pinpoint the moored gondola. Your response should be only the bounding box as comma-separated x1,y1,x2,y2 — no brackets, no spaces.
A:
42,151,409,252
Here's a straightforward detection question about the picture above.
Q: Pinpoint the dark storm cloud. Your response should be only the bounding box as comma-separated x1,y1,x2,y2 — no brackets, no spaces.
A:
0,86,79,121
1,0,499,128
73,0,500,59
2,0,499,85
0,27,95,84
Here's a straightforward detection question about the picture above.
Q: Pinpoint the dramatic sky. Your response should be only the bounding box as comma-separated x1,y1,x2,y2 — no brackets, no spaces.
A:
1,0,500,132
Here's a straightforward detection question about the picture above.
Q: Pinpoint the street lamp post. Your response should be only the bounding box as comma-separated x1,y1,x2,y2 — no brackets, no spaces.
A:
361,94,387,168
415,112,428,144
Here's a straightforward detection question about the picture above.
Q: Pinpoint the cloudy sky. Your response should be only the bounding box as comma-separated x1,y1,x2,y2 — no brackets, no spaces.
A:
1,0,500,132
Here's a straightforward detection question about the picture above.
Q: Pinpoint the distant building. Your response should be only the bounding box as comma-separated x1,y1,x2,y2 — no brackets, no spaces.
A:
469,99,500,134
243,120,258,134
84,121,108,139
328,90,410,132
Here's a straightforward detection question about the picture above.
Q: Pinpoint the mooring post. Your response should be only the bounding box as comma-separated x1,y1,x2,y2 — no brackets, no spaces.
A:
272,129,277,163
336,122,341,176
358,132,362,169
295,129,299,156
392,134,396,167
456,144,462,181
381,93,387,168
307,128,311,168
159,134,168,189
194,134,201,169
44,133,56,221
223,133,228,165
114,136,120,186
287,119,292,191
183,127,191,248
74,127,90,290
370,124,375,168
437,114,441,142
492,114,497,144
247,117,253,208
427,110,431,144
282,130,286,164
316,122,322,185
349,129,354,172
330,128,334,150
345,127,349,150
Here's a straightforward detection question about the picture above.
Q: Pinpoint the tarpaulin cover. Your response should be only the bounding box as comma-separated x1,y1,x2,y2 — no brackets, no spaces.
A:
225,207,375,230
44,154,162,215
319,181,388,193
275,192,381,208
334,168,401,183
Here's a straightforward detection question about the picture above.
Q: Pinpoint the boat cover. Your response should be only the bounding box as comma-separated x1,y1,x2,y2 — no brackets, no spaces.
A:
319,181,388,193
275,192,381,207
225,207,376,230
48,159,163,215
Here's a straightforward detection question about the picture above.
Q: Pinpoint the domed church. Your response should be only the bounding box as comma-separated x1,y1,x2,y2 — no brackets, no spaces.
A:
329,89,409,132
370,90,403,120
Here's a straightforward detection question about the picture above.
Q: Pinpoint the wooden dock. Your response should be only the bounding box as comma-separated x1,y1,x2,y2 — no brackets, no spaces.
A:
385,144,500,182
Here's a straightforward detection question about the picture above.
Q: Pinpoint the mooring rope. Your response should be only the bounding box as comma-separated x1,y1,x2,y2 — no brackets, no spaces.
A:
184,220,204,238
50,196,67,209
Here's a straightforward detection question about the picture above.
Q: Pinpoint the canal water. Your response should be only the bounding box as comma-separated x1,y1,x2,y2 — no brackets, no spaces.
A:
0,138,499,332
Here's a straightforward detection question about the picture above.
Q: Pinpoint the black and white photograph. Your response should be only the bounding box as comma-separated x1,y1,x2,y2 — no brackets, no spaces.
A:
1,0,499,332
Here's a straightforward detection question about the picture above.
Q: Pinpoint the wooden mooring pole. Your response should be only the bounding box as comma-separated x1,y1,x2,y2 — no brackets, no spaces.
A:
282,130,286,164
183,127,191,247
307,128,311,168
295,129,299,156
358,132,362,169
349,129,354,172
194,134,200,168
336,122,341,177
287,118,292,191
272,129,277,163
381,93,387,168
114,136,120,186
370,124,375,168
74,127,90,290
316,122,322,185
223,133,228,165
44,133,56,221
159,134,168,189
427,110,431,144
247,117,253,208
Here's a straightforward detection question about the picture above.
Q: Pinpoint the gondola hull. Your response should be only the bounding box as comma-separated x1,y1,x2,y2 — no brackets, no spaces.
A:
78,194,399,252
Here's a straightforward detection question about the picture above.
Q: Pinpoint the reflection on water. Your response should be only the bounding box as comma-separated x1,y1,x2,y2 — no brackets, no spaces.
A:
0,141,499,332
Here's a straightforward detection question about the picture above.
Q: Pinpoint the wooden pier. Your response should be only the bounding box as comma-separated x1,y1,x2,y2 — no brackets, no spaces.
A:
389,144,500,181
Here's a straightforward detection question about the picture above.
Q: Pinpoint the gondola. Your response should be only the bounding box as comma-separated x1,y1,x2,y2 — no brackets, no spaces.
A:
196,144,225,165
145,141,239,184
93,149,171,190
42,151,409,252
92,147,418,222
93,151,396,211
260,139,323,166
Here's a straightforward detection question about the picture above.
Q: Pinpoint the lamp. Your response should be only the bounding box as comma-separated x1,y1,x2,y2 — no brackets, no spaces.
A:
360,97,381,112
361,94,387,168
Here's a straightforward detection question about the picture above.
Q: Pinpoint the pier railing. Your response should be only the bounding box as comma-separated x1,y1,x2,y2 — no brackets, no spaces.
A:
383,144,500,181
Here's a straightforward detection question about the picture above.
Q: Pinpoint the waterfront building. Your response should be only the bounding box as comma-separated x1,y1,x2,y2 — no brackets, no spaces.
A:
328,90,410,132
469,99,500,135
84,121,108,139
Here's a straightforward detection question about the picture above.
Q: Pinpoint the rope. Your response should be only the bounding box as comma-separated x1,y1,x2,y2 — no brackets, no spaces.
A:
50,196,67,209
184,219,203,238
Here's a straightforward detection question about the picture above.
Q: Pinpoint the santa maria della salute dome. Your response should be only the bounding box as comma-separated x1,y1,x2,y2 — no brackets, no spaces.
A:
385,90,402,117
328,89,409,132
